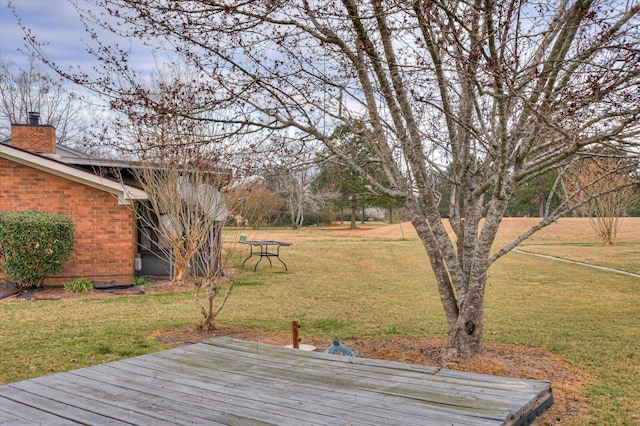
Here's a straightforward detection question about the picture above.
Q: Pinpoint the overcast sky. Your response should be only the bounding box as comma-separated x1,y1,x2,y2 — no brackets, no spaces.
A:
1,0,160,88
0,0,92,69
0,0,170,132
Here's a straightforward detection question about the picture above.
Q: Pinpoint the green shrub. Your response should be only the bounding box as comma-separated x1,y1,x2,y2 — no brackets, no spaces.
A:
0,210,75,289
64,278,93,293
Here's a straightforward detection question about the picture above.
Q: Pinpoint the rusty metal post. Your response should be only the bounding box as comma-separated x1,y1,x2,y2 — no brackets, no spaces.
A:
292,319,300,349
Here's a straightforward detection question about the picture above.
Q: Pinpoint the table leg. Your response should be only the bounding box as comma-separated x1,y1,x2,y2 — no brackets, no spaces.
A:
253,254,267,271
276,256,288,271
275,246,288,271
242,244,255,268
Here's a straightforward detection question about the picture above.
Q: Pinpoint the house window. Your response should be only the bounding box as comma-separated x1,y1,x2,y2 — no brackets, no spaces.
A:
137,202,164,254
139,226,155,252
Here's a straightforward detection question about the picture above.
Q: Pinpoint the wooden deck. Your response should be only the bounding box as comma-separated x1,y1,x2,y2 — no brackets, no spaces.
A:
0,337,552,425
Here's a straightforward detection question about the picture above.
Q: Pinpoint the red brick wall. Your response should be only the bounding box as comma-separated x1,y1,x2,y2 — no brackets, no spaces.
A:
10,125,56,154
0,158,137,286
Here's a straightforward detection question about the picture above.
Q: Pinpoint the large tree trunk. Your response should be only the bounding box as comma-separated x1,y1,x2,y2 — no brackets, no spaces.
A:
446,275,486,355
291,204,300,230
350,195,357,229
409,190,498,356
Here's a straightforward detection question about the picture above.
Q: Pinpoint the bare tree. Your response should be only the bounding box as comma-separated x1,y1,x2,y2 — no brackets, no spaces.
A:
137,162,237,331
19,1,640,355
563,156,640,245
225,180,285,229
132,126,237,331
0,58,88,147
257,141,321,230
112,69,248,331
266,167,308,229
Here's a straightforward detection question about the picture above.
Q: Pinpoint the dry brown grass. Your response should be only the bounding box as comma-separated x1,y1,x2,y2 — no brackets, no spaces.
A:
311,217,640,244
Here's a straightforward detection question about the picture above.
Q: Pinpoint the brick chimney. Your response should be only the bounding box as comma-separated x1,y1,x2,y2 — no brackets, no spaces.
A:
10,112,57,154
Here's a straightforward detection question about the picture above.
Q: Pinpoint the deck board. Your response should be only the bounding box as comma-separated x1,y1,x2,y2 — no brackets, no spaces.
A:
107,356,490,425
173,341,542,404
0,337,552,425
146,345,514,420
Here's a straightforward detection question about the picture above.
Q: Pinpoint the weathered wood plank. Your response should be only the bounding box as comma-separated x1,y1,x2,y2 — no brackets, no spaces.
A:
202,338,553,425
112,355,487,426
70,364,348,426
24,373,228,425
191,339,545,406
111,350,493,426
128,339,549,424
0,337,552,425
0,395,84,425
0,385,135,425
211,338,549,390
152,343,512,416
207,337,550,395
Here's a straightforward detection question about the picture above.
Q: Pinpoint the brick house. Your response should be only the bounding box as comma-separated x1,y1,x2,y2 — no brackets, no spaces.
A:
0,114,147,286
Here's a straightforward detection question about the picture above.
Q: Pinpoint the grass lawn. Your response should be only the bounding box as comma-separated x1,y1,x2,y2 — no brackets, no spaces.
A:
1,218,639,425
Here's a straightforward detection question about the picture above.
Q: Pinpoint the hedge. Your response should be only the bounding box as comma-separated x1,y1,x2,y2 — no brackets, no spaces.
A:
0,210,75,289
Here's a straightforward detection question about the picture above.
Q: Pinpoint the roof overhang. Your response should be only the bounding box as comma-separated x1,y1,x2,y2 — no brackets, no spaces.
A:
0,144,148,205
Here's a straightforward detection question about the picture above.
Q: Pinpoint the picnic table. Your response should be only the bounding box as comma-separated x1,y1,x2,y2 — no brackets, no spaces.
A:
239,240,292,271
